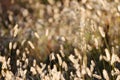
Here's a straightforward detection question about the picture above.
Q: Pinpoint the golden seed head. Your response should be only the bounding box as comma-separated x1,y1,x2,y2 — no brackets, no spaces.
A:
28,41,35,49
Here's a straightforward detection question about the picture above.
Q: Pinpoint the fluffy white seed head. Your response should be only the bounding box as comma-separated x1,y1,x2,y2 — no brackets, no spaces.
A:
105,48,110,61
56,54,62,66
9,42,12,50
93,74,102,79
103,69,109,80
34,32,40,39
28,41,35,49
13,42,17,49
49,52,55,61
62,61,68,71
99,26,105,38
30,67,37,75
13,24,19,37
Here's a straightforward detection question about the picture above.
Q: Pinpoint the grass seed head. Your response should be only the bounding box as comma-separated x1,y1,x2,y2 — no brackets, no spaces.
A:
30,67,37,75
93,74,102,79
9,42,12,50
62,61,68,71
103,69,109,80
13,24,19,37
28,41,35,49
99,26,105,38
56,54,62,66
34,32,40,39
13,42,17,49
105,48,110,61
116,75,120,80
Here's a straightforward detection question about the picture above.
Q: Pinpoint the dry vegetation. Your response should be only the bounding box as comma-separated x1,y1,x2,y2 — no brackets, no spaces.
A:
0,0,120,80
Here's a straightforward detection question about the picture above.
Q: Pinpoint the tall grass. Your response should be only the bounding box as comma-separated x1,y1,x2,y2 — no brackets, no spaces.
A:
0,0,120,80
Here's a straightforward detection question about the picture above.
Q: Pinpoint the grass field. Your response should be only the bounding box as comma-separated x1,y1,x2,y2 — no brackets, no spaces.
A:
0,0,120,80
